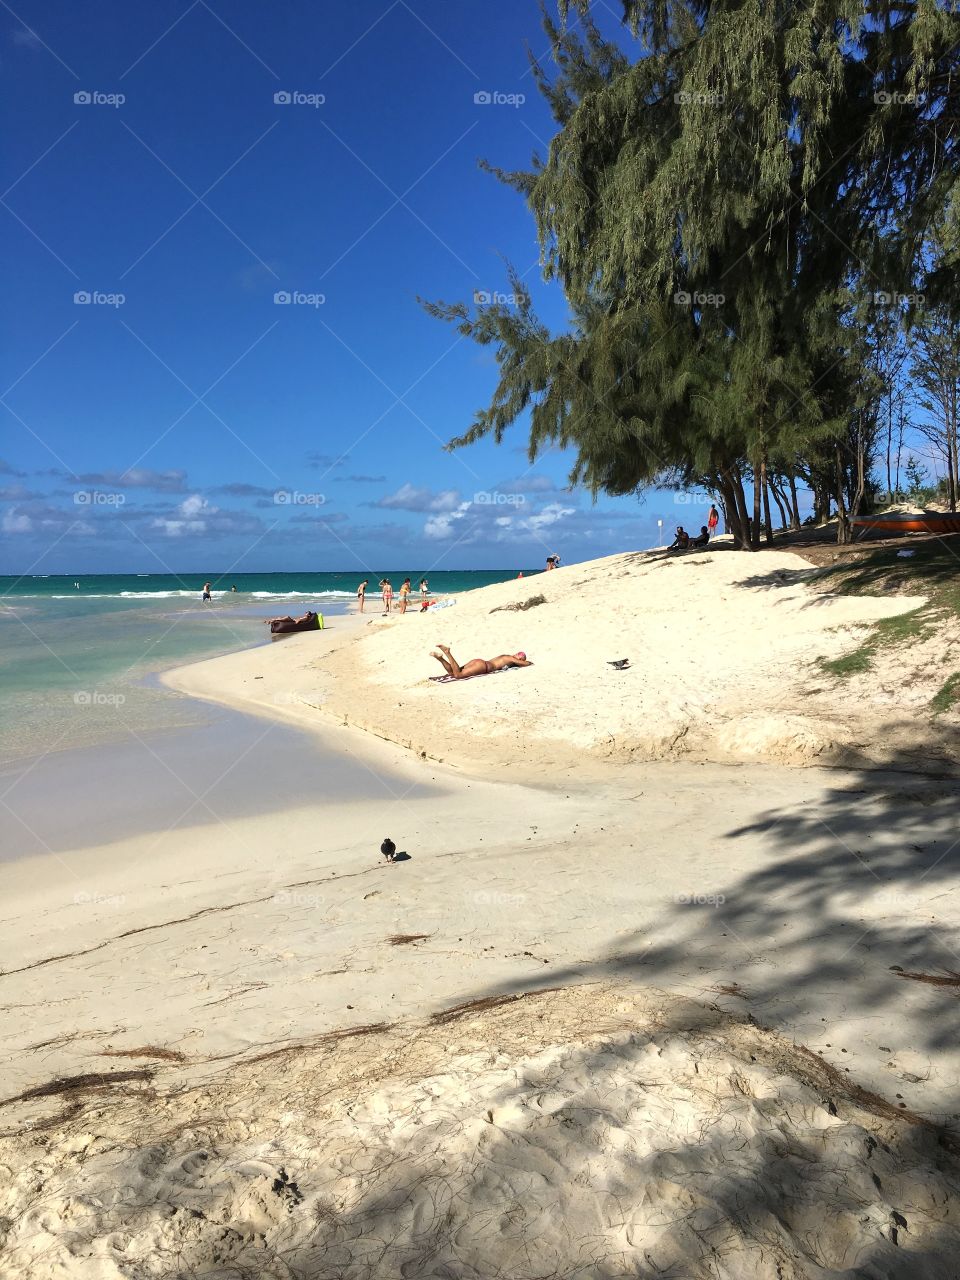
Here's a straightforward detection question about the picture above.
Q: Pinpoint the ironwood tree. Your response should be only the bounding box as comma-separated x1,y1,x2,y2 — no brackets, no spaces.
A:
423,0,960,546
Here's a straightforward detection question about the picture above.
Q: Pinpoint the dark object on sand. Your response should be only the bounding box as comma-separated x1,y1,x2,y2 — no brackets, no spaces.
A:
381,838,396,862
607,659,630,670
890,965,960,988
491,593,547,614
270,611,322,635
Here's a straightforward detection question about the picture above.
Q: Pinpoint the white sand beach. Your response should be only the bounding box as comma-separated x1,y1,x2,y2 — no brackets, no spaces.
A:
167,547,951,771
2,549,960,1277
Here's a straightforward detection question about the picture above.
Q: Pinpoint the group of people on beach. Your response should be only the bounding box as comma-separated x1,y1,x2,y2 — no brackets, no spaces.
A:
669,505,720,551
356,577,429,614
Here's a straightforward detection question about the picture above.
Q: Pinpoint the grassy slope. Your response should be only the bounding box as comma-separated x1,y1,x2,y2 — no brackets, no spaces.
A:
810,537,960,711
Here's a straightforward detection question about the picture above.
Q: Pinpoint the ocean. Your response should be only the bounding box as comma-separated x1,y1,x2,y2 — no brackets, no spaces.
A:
0,570,532,765
0,569,529,601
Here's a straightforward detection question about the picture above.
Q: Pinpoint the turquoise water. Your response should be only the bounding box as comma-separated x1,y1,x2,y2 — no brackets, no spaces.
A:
0,570,533,763
0,570,531,600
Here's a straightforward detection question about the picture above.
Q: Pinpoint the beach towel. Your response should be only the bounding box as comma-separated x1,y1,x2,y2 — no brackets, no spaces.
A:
429,666,513,684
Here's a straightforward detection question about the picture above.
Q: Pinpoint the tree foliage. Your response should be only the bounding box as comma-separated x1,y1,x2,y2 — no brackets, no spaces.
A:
423,0,960,547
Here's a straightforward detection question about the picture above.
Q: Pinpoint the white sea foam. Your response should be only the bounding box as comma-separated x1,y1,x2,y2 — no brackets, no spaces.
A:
40,590,355,600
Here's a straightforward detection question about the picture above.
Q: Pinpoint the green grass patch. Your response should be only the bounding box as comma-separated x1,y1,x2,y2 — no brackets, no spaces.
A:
819,607,931,679
812,537,960,679
931,672,960,715
819,649,873,677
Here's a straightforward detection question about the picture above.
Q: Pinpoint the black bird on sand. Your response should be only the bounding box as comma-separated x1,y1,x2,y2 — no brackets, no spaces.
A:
381,838,396,862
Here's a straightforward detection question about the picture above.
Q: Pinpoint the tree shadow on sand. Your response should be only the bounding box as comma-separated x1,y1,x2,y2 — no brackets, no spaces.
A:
262,732,960,1276
495,729,960,1091
6,733,960,1278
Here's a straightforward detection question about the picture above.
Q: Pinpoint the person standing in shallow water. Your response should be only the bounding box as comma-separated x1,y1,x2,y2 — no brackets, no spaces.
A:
201,581,212,602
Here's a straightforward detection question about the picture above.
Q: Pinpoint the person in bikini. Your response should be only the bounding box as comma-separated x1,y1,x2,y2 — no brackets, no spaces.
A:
430,644,532,679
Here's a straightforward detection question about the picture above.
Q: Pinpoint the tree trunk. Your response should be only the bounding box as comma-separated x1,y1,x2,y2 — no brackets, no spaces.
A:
787,470,801,531
850,414,867,522
950,380,959,512
768,477,789,531
723,466,754,550
835,446,851,544
814,478,831,525
894,412,905,497
761,456,774,543
751,458,762,550
890,389,901,504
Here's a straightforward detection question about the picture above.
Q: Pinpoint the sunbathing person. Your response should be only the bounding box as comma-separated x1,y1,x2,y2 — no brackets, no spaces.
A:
263,610,315,627
430,643,531,679
687,525,710,548
667,526,690,551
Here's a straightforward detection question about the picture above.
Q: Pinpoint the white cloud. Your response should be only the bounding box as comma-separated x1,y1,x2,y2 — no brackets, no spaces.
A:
523,503,576,532
422,498,578,545
152,494,213,537
2,509,33,534
150,494,264,539
377,484,461,513
424,501,471,540
1,506,96,537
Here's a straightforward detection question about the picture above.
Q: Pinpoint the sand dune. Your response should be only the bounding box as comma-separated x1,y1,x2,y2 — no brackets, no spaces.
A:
170,549,936,776
4,984,960,1279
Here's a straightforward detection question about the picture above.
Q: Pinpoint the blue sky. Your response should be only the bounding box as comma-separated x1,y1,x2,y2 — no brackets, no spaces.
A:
2,0,689,574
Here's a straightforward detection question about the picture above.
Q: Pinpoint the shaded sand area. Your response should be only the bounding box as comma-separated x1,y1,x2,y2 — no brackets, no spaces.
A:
3,550,960,1276
6,984,960,1278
